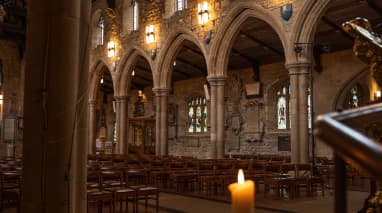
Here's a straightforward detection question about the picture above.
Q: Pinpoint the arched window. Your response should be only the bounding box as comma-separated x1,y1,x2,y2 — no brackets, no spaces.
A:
176,0,187,11
187,96,208,133
276,84,312,130
277,85,290,130
98,15,105,46
132,0,138,31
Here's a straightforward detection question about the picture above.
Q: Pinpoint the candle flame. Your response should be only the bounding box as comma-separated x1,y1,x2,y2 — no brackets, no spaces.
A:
238,169,245,184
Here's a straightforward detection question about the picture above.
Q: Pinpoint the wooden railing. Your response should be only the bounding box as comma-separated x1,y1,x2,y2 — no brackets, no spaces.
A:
315,102,382,212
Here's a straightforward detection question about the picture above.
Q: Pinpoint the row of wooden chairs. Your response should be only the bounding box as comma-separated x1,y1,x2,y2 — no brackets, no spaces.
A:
87,169,159,213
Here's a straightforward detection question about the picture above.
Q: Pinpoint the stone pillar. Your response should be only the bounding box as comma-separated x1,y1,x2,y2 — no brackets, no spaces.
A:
115,96,129,154
298,66,310,163
71,1,91,211
88,100,97,154
22,0,89,212
208,76,227,159
154,93,161,156
114,98,121,154
286,63,311,163
153,88,170,156
208,79,217,159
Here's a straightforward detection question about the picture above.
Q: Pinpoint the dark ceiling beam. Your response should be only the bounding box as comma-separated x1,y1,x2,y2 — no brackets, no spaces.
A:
367,0,382,16
231,48,260,66
182,45,205,58
175,58,207,75
131,76,151,86
172,68,193,79
135,65,152,73
322,16,354,41
132,69,153,82
325,0,364,14
239,31,284,56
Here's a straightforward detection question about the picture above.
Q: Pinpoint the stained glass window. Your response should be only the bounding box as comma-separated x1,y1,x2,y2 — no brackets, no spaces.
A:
176,0,187,11
276,83,312,129
188,96,208,133
277,86,288,129
132,0,138,31
98,15,105,46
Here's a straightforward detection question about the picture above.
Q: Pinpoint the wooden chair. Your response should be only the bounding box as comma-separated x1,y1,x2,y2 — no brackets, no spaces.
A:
87,170,114,213
294,164,312,196
102,170,136,213
0,171,22,213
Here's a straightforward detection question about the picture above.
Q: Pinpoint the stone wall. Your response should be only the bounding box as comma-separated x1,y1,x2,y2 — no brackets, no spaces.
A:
163,49,367,159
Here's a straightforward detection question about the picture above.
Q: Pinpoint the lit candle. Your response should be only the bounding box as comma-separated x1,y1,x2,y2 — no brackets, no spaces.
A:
228,169,255,213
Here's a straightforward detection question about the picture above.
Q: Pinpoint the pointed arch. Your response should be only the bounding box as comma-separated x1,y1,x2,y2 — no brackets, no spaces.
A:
209,2,288,77
89,60,114,101
289,0,331,62
116,46,153,97
155,28,208,88
333,68,370,110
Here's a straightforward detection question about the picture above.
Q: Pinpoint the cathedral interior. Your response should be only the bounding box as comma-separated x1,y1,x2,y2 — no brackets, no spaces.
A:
0,0,382,212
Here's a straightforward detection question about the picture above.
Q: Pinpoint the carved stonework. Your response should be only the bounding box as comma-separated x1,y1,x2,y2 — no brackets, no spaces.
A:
244,100,265,142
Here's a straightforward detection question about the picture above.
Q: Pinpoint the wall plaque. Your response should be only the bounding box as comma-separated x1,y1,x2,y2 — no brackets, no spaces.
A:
278,135,291,151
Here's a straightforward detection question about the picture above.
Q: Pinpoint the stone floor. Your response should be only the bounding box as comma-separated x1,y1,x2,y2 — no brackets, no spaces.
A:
3,190,369,213
3,177,372,213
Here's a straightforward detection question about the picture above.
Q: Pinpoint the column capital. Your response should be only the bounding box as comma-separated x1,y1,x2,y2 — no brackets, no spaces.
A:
152,88,170,96
114,96,129,103
207,75,227,85
285,62,312,75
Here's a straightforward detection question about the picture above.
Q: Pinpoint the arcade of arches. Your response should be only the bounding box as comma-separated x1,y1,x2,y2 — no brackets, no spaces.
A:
0,0,381,212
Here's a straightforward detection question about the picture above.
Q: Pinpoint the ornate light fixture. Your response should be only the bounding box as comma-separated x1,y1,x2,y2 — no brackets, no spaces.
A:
107,41,115,57
198,1,209,25
0,93,3,105
146,25,155,43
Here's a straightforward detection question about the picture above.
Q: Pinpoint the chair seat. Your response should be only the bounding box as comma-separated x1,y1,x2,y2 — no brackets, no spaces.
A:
115,188,136,193
88,190,113,196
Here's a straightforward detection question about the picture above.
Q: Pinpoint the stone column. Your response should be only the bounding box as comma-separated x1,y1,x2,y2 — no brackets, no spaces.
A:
154,93,161,156
298,65,310,163
208,79,217,159
88,100,97,154
153,88,169,156
208,76,227,159
160,89,169,156
286,63,311,163
71,1,91,211
114,98,121,154
115,96,129,154
22,0,89,212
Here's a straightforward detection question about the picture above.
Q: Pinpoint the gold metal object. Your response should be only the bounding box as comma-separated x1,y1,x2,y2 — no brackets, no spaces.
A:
343,17,382,213
343,17,382,88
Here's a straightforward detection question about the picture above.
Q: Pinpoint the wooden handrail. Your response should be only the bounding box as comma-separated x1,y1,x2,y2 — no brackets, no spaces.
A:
315,103,382,179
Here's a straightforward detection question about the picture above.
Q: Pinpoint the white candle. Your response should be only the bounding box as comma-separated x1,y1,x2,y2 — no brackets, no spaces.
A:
228,169,255,213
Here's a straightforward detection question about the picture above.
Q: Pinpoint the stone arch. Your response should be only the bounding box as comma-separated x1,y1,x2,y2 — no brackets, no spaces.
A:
116,46,153,97
155,28,208,88
333,68,370,110
289,0,331,62
89,59,114,101
209,2,288,77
